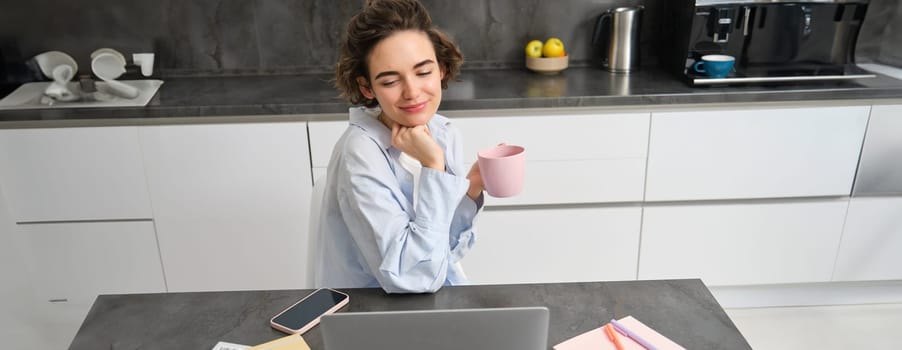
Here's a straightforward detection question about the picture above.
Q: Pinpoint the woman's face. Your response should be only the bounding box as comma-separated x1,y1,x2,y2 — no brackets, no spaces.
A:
359,30,444,127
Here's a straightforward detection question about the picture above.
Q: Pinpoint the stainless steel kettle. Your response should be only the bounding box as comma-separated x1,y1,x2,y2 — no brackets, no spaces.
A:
592,6,643,73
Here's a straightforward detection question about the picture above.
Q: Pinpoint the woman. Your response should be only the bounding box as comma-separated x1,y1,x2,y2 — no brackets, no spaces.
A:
315,0,484,293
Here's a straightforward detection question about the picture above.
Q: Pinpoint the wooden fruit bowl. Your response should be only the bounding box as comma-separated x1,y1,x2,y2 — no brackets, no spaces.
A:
526,55,568,74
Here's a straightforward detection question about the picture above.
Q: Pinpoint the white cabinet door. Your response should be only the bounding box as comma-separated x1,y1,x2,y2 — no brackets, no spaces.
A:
853,104,902,196
833,197,902,281
140,123,312,292
308,120,348,186
308,113,651,204
452,113,649,163
645,106,869,201
465,159,646,206
463,206,641,284
0,127,152,222
638,200,848,286
308,120,349,169
453,112,650,205
0,185,45,349
17,221,166,330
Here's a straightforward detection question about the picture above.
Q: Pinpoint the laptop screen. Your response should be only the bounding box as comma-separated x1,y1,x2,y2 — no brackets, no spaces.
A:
320,307,549,350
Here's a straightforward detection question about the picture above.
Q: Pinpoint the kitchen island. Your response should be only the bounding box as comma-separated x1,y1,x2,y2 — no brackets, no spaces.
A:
69,279,752,350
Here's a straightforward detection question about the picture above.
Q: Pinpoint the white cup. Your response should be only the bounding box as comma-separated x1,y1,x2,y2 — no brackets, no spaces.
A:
132,53,155,77
51,64,75,83
43,65,78,101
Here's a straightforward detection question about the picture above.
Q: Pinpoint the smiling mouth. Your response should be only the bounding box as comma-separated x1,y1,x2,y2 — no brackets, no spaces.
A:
399,101,427,113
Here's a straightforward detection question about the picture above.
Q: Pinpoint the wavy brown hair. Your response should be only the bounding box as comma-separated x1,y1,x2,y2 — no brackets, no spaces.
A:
335,0,463,107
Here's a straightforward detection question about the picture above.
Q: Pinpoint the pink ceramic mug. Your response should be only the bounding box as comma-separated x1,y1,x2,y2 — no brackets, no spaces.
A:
477,144,526,197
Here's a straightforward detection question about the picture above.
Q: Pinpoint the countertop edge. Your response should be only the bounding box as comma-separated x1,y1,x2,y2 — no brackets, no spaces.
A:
3,96,902,129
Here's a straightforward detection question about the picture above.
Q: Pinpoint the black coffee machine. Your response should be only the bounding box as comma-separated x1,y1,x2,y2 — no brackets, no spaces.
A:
668,0,876,85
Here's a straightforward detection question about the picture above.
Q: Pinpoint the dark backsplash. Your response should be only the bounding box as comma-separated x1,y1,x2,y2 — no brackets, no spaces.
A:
0,0,898,79
872,0,902,67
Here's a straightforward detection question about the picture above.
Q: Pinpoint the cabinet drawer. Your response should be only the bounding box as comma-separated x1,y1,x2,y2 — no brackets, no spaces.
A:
474,158,646,205
453,112,650,163
645,106,869,201
308,113,653,165
464,206,641,285
853,105,902,196
638,200,848,286
309,121,349,168
19,221,166,304
833,197,902,281
0,127,153,222
309,113,650,204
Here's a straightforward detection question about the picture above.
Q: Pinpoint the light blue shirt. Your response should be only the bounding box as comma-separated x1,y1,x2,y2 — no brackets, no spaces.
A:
315,107,483,293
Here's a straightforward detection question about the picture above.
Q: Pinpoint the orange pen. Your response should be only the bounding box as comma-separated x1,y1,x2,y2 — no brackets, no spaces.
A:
604,323,626,350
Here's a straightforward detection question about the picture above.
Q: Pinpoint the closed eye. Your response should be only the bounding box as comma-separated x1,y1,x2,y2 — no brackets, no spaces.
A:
417,71,432,76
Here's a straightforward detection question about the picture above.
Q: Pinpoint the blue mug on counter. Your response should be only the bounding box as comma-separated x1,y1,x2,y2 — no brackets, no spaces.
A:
693,55,735,78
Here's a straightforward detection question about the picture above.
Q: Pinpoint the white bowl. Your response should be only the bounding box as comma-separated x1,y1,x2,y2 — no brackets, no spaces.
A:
33,51,78,79
91,48,127,65
92,53,127,80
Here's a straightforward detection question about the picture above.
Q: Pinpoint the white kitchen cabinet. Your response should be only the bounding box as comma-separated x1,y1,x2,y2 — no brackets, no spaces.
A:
463,206,642,285
452,113,650,163
645,106,869,201
140,122,312,292
466,159,646,206
454,113,650,205
17,221,166,334
308,120,348,186
638,200,848,286
0,127,153,222
309,113,651,204
853,104,902,196
0,185,45,349
833,197,902,281
308,120,349,168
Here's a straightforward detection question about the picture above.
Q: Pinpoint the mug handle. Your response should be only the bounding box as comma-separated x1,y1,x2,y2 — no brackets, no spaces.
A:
693,61,706,73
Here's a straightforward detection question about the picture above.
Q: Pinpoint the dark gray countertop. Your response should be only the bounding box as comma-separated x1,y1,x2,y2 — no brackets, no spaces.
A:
4,66,902,127
69,279,751,350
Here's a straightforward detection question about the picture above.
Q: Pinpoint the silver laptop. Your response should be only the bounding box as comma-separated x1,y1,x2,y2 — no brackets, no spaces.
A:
320,307,549,350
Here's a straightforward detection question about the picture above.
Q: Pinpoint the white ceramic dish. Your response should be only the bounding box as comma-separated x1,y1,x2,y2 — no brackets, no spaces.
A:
33,51,78,79
92,52,127,80
91,48,127,65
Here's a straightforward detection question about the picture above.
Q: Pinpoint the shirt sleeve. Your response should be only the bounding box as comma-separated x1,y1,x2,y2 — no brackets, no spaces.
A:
444,124,481,263
448,194,482,263
337,136,469,293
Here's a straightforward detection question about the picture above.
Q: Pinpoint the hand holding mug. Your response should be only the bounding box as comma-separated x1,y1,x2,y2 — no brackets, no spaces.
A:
466,162,484,200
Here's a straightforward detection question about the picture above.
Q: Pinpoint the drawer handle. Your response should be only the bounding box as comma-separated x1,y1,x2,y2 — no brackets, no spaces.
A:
48,299,68,303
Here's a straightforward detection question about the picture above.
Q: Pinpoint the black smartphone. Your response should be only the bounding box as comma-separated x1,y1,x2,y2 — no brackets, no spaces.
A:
270,288,350,334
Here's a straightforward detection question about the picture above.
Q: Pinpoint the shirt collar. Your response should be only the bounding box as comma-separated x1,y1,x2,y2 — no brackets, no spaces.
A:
348,106,451,151
349,107,392,150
